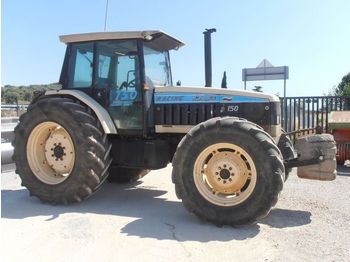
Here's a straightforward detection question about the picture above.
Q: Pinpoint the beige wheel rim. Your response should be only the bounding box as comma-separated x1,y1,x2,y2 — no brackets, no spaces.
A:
26,121,75,185
193,143,257,206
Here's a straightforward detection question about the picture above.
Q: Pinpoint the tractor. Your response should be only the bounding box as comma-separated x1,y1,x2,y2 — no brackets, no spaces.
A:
14,30,337,226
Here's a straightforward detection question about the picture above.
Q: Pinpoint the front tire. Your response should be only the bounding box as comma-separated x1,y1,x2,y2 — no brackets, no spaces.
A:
13,97,112,204
172,117,285,226
278,133,295,181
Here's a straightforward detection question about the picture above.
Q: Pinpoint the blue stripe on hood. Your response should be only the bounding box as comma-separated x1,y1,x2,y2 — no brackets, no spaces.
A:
154,93,269,104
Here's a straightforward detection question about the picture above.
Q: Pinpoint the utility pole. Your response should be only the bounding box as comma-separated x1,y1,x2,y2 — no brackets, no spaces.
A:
104,0,109,31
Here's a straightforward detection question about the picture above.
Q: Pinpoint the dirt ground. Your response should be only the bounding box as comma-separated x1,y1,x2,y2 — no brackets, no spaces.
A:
1,165,350,262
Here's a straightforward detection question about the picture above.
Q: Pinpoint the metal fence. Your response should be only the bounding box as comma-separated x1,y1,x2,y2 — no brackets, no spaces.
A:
281,96,350,134
1,104,28,117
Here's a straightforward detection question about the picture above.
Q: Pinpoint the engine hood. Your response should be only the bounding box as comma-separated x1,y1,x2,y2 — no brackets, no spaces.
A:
154,86,280,104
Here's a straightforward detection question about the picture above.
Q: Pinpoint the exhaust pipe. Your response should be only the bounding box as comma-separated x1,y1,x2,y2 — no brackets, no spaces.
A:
203,28,216,87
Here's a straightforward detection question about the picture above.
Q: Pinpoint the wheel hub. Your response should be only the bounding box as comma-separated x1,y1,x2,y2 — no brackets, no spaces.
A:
53,145,64,159
27,121,75,185
193,143,257,207
219,169,230,180
206,151,249,194
44,128,74,175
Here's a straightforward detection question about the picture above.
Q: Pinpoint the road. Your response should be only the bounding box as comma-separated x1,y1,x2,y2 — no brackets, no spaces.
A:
1,166,350,262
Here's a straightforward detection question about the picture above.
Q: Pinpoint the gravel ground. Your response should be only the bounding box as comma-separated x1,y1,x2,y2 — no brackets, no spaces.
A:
1,165,350,262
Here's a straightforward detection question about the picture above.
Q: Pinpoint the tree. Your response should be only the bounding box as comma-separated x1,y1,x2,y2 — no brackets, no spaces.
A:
329,72,350,109
4,91,19,104
23,90,32,101
336,72,350,96
221,71,227,89
1,83,61,104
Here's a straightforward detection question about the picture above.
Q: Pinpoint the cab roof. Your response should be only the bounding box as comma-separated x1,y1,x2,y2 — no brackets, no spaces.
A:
59,30,185,51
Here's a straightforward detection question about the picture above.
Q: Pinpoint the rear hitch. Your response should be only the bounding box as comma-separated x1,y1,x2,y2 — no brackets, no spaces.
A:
284,155,324,169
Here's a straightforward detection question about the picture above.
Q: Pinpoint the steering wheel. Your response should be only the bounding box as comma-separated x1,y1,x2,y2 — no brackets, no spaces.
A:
120,79,136,89
127,79,136,88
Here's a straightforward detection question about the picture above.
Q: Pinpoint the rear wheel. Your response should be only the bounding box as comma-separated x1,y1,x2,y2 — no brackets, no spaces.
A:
13,97,112,204
172,117,285,226
26,121,75,185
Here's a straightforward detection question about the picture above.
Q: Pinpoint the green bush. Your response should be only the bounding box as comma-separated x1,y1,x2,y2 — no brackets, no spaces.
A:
1,83,61,104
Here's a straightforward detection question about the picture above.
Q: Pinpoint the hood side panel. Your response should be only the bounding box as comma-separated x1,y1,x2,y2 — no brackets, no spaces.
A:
155,86,280,102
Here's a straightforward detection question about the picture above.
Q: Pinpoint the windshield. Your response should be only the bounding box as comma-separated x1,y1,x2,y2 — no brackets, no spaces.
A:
143,44,172,87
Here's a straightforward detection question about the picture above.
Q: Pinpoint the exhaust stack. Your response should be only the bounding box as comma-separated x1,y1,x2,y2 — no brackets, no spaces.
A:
203,28,216,87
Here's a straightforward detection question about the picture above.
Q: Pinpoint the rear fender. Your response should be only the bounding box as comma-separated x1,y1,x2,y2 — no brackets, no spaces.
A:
44,90,117,134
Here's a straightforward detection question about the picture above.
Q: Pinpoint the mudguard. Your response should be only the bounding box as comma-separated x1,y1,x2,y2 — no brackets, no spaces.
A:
45,90,117,134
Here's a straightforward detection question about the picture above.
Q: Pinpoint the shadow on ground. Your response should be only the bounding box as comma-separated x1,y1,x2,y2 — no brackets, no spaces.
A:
2,177,311,242
336,165,350,177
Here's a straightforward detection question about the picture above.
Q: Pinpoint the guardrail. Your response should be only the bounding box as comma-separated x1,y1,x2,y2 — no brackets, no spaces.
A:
1,104,28,117
1,118,18,167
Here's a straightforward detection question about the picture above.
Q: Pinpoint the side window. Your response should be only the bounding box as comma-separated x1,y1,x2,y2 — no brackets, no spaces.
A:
143,46,172,86
115,55,138,93
69,43,94,88
99,55,111,78
97,55,112,88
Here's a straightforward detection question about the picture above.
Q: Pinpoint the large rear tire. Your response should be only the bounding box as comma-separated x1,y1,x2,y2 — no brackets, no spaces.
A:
172,117,285,226
13,97,112,204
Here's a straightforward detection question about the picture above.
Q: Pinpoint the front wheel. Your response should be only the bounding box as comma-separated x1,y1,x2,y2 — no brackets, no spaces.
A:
172,117,285,226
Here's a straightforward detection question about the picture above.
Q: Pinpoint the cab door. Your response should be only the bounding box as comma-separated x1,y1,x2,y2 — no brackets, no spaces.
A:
95,40,143,135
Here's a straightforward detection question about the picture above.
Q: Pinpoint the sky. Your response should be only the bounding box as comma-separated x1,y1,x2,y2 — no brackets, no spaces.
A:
1,0,350,97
